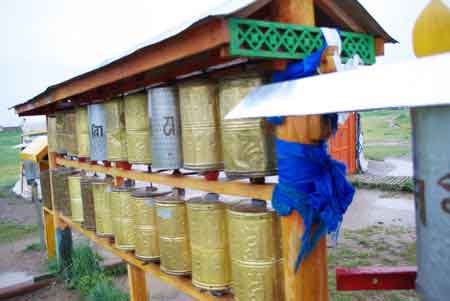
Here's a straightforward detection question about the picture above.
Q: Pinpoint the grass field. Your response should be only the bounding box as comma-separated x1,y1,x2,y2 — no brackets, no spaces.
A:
329,226,417,301
0,222,38,244
0,130,21,189
360,110,412,161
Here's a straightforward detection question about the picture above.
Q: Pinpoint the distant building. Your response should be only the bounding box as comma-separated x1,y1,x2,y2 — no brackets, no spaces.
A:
0,126,22,132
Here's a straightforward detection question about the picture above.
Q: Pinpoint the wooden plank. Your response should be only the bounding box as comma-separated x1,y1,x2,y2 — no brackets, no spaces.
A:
314,0,366,33
56,157,274,200
43,209,56,259
375,37,385,56
43,206,53,215
272,1,329,301
272,0,315,25
336,266,417,291
128,264,148,301
59,214,233,301
15,18,230,115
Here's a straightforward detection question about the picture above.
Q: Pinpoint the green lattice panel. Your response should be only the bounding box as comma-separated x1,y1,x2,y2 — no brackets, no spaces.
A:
229,18,376,65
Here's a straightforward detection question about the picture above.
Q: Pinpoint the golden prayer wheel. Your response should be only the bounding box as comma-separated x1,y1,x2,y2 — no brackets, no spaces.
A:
75,106,90,158
227,202,284,301
80,176,98,231
178,80,223,171
92,177,114,237
111,186,135,250
124,92,152,164
132,187,171,261
219,76,277,177
40,170,52,209
47,115,57,153
187,196,231,291
55,111,66,154
65,110,78,156
155,191,191,275
51,168,74,216
105,98,127,162
68,175,84,223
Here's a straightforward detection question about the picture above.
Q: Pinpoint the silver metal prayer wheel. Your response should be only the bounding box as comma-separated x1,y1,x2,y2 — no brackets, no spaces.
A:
124,92,152,164
105,98,127,162
149,86,183,169
88,103,108,161
178,80,223,171
219,76,277,178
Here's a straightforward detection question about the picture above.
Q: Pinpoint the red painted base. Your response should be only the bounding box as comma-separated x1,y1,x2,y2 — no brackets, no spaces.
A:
336,266,417,291
204,171,219,181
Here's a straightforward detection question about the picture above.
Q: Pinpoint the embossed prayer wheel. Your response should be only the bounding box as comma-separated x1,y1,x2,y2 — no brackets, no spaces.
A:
68,175,84,223
155,191,191,275
92,177,114,237
65,110,78,156
40,170,52,209
124,93,152,164
178,80,223,171
75,106,90,158
219,76,277,177
81,176,98,231
51,168,74,216
110,186,135,250
149,87,183,169
132,187,171,261
88,103,108,161
55,111,66,154
47,115,57,153
105,98,127,162
228,202,284,301
187,196,231,291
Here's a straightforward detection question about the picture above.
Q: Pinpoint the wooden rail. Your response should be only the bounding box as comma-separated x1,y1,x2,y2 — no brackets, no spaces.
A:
57,157,275,200
51,212,233,301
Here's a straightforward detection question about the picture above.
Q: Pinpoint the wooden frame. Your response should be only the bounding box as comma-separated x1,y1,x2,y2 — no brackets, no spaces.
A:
57,157,274,200
19,1,394,300
41,208,232,301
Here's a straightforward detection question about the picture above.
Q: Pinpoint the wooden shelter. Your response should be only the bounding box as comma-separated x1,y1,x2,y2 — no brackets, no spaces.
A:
13,1,395,300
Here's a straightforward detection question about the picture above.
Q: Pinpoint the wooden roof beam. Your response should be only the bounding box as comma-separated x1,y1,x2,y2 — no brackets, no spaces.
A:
15,17,230,115
314,0,366,33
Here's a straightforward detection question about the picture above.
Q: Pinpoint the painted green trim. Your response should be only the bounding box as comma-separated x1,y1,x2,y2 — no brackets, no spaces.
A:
229,18,376,65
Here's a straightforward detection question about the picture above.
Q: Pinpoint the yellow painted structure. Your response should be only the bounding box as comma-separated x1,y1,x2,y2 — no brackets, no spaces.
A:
20,135,48,162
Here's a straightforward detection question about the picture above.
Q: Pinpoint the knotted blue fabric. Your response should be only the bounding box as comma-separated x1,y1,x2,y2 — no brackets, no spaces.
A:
264,39,355,271
272,139,355,272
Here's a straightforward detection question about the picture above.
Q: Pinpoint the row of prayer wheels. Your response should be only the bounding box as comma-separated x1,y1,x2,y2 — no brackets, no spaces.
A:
41,168,284,300
47,75,277,177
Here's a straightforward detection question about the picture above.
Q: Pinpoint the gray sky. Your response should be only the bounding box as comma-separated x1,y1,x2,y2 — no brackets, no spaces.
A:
1,0,430,126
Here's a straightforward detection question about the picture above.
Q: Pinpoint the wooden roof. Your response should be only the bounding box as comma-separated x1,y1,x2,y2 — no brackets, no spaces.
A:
14,0,395,116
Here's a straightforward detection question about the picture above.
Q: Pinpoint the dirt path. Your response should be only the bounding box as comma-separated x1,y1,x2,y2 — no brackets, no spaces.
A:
0,195,37,225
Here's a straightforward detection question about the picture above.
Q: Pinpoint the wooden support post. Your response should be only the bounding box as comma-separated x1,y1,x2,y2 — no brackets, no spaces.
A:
271,1,330,301
43,209,56,259
43,117,57,260
127,264,148,301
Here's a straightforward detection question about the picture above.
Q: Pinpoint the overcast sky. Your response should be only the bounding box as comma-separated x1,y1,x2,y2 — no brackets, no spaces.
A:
1,0,431,126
